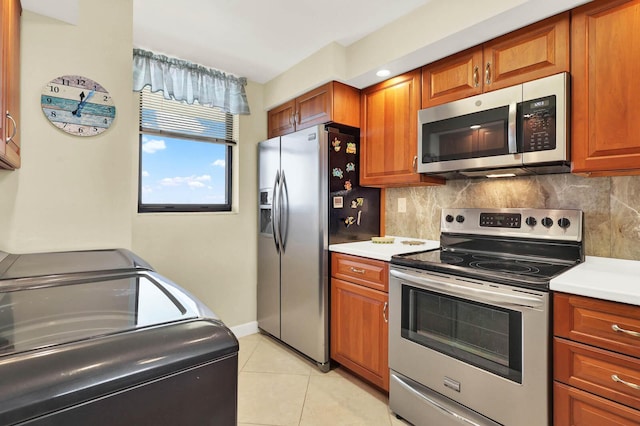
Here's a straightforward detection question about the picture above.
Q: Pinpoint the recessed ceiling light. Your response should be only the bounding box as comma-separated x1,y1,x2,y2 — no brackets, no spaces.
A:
376,69,391,77
486,173,517,178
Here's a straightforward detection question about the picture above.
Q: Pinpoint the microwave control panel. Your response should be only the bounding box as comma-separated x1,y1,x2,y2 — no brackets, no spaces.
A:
522,95,556,152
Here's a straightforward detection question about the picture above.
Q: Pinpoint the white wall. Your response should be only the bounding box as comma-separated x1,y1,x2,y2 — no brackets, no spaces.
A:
0,1,135,253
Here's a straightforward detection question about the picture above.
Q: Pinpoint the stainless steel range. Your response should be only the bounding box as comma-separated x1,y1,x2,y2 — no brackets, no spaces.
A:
388,208,584,426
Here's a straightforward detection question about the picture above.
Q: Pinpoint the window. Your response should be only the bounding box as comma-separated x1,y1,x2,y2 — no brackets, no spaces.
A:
138,87,237,212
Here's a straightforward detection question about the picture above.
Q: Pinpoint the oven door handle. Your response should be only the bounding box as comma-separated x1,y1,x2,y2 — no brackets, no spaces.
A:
390,269,544,308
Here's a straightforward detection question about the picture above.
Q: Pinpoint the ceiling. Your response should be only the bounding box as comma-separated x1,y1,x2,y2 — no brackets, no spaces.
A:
131,0,435,84
22,0,591,88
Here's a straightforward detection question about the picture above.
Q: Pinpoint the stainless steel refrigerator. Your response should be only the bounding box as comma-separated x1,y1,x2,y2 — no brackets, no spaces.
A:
258,124,380,371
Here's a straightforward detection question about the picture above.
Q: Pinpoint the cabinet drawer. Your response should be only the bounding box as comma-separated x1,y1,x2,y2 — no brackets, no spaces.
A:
554,293,640,358
554,382,640,425
331,253,388,292
554,338,640,409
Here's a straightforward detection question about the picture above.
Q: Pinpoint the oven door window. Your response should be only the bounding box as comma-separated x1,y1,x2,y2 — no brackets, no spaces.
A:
401,285,522,383
421,106,511,163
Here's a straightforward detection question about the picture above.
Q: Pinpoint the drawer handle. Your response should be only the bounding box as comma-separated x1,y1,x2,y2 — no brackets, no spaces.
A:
612,324,640,338
612,374,640,390
349,267,366,274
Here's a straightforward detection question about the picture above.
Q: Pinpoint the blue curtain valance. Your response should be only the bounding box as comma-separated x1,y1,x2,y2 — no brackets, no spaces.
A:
133,48,250,115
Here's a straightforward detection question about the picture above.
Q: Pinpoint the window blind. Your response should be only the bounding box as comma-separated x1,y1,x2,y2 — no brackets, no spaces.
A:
139,87,238,144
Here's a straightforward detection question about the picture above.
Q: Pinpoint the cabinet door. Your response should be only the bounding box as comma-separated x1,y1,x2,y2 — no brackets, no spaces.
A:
360,70,443,187
295,83,331,130
2,0,20,169
330,277,389,391
421,48,483,108
554,382,640,425
554,293,640,359
267,100,295,138
571,0,640,175
483,12,569,92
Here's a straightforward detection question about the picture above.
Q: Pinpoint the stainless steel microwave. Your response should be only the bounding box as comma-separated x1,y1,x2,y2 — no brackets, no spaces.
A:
417,72,569,179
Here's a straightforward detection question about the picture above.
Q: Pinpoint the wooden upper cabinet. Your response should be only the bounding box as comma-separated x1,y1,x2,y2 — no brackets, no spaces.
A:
422,48,483,108
267,100,296,139
0,0,21,170
267,81,360,138
421,12,569,108
570,0,640,176
483,12,569,91
360,70,443,187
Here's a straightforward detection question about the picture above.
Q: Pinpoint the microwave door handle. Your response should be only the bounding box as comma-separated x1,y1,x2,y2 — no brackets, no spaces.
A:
508,102,518,154
390,269,543,308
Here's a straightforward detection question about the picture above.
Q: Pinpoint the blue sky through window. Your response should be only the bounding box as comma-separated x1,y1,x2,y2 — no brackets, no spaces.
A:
140,135,228,205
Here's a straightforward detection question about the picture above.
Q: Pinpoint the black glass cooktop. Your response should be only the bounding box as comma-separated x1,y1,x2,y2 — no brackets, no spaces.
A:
391,248,579,289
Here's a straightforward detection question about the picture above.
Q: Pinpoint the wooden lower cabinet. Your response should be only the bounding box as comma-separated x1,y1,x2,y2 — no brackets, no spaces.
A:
553,293,640,424
554,382,640,425
330,253,389,391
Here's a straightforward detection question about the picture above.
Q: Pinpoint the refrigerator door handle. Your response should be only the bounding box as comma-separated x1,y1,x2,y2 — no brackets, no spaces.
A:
272,171,281,253
279,170,289,252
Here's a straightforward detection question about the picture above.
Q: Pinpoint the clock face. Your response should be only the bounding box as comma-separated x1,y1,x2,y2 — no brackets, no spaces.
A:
41,75,116,137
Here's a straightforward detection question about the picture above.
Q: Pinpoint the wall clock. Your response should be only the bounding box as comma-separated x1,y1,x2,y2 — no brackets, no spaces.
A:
41,75,116,137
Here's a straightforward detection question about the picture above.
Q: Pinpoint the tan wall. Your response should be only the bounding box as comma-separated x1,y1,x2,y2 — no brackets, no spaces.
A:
0,0,266,330
132,80,265,328
0,1,135,253
385,174,640,261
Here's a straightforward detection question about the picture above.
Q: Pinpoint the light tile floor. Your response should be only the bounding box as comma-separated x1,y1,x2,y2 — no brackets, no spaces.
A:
238,333,410,426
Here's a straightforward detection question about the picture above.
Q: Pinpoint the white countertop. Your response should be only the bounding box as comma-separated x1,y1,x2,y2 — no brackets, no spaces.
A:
550,256,640,306
329,236,440,262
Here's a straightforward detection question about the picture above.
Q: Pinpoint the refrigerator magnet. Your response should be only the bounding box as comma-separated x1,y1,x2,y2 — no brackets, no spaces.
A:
332,168,344,179
346,142,356,154
331,138,341,152
357,211,362,225
346,162,355,172
344,180,352,191
333,196,344,209
351,197,364,208
344,216,355,227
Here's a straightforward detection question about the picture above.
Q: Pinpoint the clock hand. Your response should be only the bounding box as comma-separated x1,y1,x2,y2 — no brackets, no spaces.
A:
72,90,95,117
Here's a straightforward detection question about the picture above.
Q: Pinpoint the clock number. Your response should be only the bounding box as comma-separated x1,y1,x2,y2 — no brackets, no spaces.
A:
78,127,84,133
104,118,108,124
63,123,68,128
78,79,86,85
46,97,52,103
50,86,59,93
93,127,98,132
103,95,109,102
61,79,70,86
50,111,56,117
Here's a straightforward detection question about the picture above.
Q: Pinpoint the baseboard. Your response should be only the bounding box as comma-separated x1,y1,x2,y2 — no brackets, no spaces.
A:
230,321,259,338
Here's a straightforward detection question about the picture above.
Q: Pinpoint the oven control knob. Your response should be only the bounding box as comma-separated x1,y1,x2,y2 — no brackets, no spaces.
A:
525,216,537,227
541,217,554,228
558,217,571,229
445,214,455,223
456,215,465,223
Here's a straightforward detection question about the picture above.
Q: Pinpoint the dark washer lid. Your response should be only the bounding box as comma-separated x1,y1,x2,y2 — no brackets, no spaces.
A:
0,248,153,280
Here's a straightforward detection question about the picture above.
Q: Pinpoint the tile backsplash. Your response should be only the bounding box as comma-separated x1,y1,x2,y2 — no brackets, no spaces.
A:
385,174,640,261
